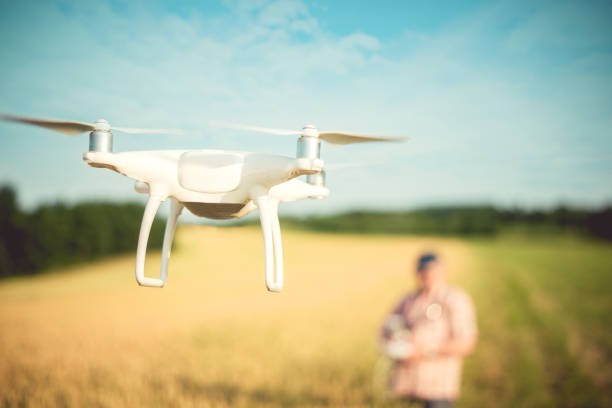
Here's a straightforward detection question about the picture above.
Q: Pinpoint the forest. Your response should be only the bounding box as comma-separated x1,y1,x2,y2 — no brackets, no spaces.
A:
282,205,612,239
1,184,610,277
0,185,165,278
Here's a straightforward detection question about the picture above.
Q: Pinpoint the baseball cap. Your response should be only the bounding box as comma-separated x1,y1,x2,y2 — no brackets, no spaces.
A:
417,253,438,273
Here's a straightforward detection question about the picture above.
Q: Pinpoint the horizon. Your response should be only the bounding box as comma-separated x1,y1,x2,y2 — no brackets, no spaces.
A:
3,183,609,217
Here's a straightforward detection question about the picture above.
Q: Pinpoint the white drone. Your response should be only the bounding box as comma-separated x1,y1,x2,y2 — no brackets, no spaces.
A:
0,113,405,292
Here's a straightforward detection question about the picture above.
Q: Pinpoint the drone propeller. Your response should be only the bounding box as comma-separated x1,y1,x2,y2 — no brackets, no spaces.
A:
319,131,406,145
325,162,373,170
210,122,407,145
111,126,185,135
210,122,301,136
0,113,184,136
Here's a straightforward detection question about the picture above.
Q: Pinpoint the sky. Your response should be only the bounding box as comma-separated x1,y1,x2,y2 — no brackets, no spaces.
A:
0,0,611,217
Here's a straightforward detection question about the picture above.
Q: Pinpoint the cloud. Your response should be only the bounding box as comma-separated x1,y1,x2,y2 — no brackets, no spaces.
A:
0,0,610,212
257,0,308,26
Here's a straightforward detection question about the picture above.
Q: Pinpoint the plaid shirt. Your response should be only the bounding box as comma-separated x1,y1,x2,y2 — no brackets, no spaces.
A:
381,286,477,400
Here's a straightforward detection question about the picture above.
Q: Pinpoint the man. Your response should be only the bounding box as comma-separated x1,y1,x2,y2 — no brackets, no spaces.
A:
380,253,477,408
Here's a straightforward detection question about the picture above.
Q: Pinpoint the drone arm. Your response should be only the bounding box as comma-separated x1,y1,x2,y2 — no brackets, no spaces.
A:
254,194,283,292
135,194,183,288
269,178,329,202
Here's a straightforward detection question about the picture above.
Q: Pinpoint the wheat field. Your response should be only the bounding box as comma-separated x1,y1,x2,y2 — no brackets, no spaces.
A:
0,226,610,407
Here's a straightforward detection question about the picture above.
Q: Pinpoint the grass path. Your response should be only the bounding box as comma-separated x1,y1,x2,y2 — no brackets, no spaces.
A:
462,238,612,408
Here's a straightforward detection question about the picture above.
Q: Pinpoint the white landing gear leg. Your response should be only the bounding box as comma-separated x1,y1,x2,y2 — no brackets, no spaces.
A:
135,196,184,287
254,195,284,292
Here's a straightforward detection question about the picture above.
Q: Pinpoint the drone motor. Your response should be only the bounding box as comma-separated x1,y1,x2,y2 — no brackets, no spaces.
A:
89,120,113,153
296,125,323,188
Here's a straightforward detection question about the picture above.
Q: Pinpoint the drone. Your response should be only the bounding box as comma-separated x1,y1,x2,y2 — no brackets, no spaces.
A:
0,113,405,292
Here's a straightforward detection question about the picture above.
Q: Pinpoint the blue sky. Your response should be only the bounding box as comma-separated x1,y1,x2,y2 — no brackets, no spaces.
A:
0,0,611,216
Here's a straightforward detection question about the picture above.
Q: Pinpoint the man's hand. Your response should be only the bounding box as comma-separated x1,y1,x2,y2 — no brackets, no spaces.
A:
384,339,414,360
383,340,433,362
399,340,443,363
401,341,424,363
403,337,475,362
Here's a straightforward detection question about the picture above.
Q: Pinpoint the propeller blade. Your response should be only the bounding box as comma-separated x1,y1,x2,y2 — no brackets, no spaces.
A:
0,113,187,136
209,121,301,136
112,126,186,135
209,121,408,145
0,113,94,136
319,131,407,145
325,162,369,170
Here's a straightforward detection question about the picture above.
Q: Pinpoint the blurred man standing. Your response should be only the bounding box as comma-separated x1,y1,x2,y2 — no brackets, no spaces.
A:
380,253,477,408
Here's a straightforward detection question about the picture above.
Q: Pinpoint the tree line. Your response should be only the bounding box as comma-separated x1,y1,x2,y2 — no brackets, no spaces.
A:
1,184,610,278
282,205,612,240
0,185,165,278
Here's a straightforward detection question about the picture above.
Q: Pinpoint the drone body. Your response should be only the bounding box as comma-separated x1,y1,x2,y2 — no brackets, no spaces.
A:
1,114,405,292
84,148,327,291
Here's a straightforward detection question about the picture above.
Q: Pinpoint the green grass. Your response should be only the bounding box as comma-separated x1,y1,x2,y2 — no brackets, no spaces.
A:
0,227,610,407
461,236,612,408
